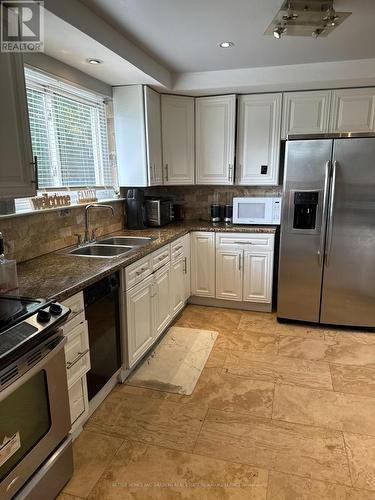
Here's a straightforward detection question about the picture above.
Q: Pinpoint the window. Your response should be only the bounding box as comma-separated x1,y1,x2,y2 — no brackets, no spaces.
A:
24,67,116,190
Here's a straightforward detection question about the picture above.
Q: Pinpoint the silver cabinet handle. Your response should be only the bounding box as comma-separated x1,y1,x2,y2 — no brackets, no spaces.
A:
165,163,169,182
233,241,254,245
174,245,183,251
325,160,337,267
184,256,187,274
318,160,331,266
228,163,233,183
67,349,89,369
238,252,242,271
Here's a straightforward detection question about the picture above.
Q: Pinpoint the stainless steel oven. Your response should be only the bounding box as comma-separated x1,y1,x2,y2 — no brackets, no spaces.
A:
0,300,72,500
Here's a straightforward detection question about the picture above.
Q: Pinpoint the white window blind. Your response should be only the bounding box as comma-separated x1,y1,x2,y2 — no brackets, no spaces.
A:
24,67,115,189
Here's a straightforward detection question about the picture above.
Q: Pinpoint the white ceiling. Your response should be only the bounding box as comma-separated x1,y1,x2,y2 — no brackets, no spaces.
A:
44,10,161,86
79,0,375,73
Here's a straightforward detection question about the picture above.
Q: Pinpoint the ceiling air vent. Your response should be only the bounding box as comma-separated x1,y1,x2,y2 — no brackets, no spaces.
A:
265,0,352,38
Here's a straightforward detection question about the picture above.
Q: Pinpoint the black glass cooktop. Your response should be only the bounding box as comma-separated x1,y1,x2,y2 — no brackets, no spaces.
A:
0,296,45,334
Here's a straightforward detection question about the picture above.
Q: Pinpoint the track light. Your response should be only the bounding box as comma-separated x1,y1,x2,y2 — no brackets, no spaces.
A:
273,25,286,38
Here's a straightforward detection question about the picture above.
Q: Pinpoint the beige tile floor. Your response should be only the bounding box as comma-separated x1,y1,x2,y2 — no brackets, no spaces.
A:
59,305,375,499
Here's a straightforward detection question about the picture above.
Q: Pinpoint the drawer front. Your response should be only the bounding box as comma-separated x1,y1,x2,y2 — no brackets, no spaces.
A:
151,244,171,272
216,232,275,251
171,238,185,262
125,255,152,290
62,311,85,336
64,321,90,387
62,292,85,332
68,376,88,425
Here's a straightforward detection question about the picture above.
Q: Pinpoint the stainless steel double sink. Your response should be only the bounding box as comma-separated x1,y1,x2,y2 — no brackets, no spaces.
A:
68,236,154,258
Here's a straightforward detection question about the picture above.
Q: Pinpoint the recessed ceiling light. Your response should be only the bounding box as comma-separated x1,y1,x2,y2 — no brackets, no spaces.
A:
86,58,103,65
219,41,234,48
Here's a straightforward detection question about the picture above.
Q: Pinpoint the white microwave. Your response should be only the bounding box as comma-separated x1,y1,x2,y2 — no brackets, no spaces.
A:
233,197,282,225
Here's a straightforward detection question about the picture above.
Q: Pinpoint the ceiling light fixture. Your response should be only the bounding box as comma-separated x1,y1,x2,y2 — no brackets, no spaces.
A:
86,58,103,65
265,1,351,39
219,41,234,48
273,25,286,39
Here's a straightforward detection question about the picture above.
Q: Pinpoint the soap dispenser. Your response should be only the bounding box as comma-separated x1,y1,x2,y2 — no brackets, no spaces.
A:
0,232,19,295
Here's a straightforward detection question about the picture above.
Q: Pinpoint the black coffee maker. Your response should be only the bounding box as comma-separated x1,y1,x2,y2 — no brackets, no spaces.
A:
125,189,147,229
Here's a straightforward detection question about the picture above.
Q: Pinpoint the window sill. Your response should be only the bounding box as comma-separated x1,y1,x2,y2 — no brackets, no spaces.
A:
0,198,124,220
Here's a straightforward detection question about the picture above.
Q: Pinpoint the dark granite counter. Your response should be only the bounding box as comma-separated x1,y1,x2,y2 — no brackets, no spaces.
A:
17,221,277,302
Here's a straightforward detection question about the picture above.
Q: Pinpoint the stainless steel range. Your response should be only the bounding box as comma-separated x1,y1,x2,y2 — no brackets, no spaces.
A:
0,296,72,500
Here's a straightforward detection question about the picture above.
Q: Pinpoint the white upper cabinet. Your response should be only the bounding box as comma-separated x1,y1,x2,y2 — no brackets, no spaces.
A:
0,54,36,199
195,95,236,185
330,88,375,133
237,93,282,186
144,87,163,185
281,90,331,139
161,95,195,185
113,85,162,187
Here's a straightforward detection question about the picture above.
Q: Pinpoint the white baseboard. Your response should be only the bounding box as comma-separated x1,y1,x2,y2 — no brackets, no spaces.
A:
188,295,272,312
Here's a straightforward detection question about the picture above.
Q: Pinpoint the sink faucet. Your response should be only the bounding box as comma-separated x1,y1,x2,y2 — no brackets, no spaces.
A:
83,204,115,244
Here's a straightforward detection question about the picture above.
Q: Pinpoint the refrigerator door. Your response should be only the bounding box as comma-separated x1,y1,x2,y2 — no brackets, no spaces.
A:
278,139,332,322
320,138,375,327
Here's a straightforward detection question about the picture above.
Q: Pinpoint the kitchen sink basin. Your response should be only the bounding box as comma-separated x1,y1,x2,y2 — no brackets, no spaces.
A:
98,236,154,247
68,244,133,258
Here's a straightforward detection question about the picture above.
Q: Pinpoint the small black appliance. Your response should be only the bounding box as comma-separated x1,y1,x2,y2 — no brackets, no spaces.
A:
125,189,147,229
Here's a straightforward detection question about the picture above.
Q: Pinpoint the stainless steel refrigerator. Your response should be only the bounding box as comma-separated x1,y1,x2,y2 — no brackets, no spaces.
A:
278,133,375,328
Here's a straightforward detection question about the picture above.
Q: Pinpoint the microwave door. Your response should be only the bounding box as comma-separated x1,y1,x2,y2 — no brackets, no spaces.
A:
235,198,271,224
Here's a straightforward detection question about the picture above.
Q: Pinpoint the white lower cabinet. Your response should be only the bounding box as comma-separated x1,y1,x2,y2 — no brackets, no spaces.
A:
62,292,90,432
124,237,189,369
243,250,273,303
153,263,172,338
191,232,215,297
171,257,185,316
126,275,155,367
215,248,242,301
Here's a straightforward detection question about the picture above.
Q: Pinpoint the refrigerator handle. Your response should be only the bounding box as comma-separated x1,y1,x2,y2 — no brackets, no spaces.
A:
318,160,332,266
325,160,337,267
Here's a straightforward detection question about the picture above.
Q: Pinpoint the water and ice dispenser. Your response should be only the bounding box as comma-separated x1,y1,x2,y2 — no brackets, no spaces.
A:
293,192,319,230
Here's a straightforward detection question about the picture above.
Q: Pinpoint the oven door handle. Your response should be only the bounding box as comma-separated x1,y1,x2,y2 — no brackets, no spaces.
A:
0,335,66,401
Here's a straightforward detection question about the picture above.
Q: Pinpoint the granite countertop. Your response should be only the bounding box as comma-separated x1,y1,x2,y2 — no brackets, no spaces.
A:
17,221,277,302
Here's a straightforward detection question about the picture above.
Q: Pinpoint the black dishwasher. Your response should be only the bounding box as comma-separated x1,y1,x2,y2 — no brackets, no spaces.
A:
84,272,121,401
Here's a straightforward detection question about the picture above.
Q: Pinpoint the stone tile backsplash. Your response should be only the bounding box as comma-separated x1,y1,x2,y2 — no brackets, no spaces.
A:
0,201,124,263
139,185,282,221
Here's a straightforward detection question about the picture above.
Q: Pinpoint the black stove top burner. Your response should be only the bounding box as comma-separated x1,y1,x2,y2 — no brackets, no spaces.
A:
0,296,45,333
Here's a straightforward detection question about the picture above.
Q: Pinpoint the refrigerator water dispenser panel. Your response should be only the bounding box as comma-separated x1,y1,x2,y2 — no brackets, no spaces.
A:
293,191,319,230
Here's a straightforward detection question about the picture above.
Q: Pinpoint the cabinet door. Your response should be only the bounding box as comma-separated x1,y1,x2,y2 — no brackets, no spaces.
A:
0,53,36,199
281,90,331,139
153,264,172,338
126,276,154,367
216,248,243,301
182,234,191,301
191,232,215,297
113,85,148,187
161,95,194,184
330,88,375,133
170,258,185,316
144,87,163,185
237,93,282,186
243,250,273,303
196,95,236,185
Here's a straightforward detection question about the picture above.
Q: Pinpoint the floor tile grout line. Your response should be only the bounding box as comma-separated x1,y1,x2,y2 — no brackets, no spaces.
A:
191,405,210,453
342,431,355,489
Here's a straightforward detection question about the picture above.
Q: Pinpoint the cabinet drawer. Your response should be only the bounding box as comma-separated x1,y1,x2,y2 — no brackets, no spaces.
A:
151,245,170,271
171,238,185,262
68,376,88,425
124,255,152,290
216,232,275,251
62,292,85,332
64,321,90,387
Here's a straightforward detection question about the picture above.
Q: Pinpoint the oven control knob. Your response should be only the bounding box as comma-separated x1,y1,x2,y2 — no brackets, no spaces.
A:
49,303,62,315
37,309,51,323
